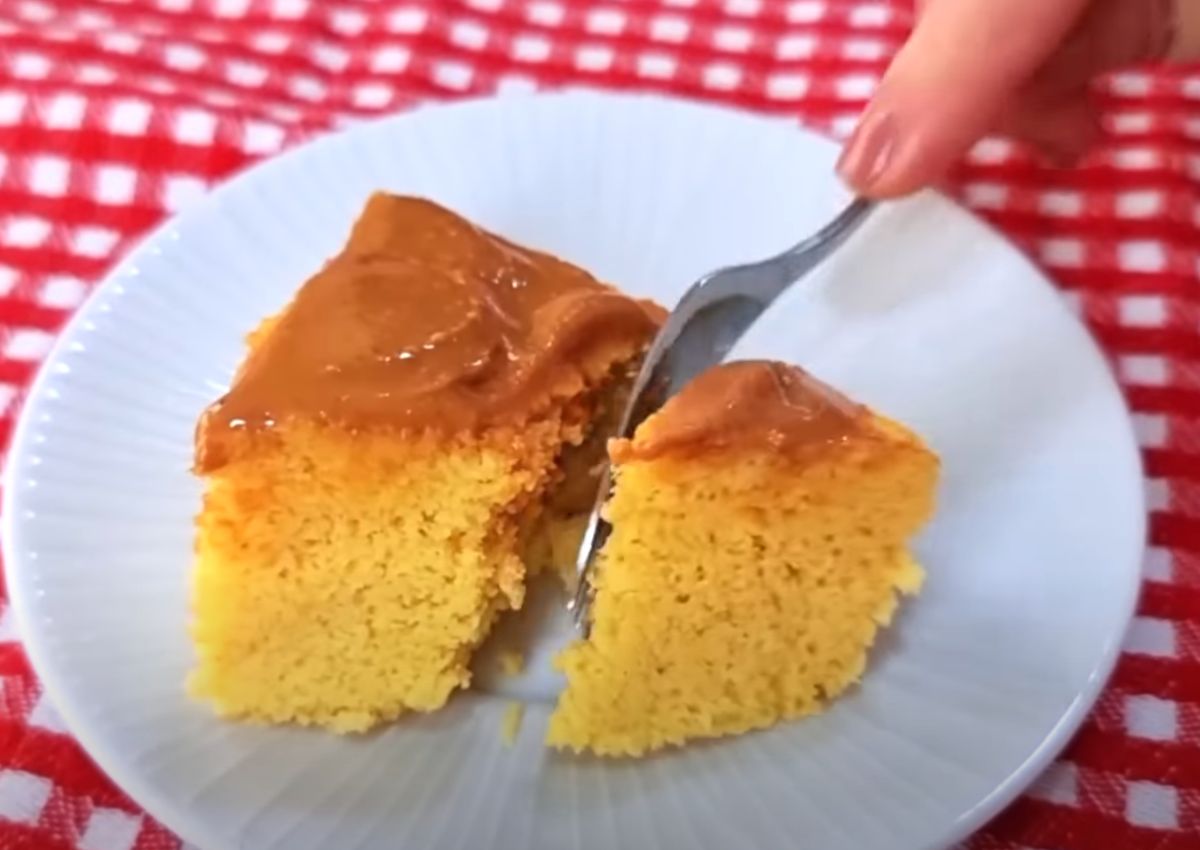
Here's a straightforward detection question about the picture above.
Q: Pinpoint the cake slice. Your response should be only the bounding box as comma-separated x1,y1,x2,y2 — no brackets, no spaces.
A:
548,361,938,755
188,193,659,732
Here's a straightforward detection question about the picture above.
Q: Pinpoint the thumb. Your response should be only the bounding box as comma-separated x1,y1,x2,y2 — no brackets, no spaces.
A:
837,0,1090,198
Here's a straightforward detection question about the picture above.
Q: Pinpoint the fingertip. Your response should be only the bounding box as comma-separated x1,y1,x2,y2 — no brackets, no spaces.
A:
835,110,896,195
842,0,1090,197
835,97,973,199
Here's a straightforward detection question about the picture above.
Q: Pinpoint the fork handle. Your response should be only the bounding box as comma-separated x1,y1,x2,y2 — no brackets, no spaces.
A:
775,197,875,283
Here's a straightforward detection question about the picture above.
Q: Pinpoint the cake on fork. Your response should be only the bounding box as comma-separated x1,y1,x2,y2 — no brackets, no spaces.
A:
548,361,939,755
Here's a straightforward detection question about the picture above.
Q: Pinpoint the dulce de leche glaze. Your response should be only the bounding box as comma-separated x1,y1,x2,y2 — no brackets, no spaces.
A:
196,193,660,472
616,360,867,462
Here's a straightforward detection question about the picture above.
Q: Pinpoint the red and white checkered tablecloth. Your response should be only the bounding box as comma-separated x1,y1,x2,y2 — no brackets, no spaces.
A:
0,0,1196,848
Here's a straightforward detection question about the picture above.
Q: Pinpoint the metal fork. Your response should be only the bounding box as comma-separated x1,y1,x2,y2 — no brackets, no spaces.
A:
567,197,875,634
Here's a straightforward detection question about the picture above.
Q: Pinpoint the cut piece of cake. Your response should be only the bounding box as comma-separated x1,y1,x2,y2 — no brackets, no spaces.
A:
189,193,659,732
548,360,939,756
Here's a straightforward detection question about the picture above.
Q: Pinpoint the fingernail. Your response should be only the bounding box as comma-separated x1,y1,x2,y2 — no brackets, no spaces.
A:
836,111,897,191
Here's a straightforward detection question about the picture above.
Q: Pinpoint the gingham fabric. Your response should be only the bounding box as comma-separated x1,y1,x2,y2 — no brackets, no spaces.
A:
0,0,1195,848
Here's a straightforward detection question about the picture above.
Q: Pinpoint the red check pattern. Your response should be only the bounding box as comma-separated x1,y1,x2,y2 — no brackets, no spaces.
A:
0,1,1196,848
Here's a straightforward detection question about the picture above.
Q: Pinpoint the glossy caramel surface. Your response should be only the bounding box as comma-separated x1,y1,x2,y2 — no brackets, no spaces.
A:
618,360,867,461
197,194,658,471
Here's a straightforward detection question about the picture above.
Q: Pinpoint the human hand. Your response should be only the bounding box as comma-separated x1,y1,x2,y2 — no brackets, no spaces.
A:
837,0,1197,198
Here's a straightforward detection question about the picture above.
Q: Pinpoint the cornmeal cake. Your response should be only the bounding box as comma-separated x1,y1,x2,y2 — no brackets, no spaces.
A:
548,361,938,755
189,193,658,732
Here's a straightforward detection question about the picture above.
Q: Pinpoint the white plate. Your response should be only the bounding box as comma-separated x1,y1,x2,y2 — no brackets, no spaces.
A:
3,91,1144,850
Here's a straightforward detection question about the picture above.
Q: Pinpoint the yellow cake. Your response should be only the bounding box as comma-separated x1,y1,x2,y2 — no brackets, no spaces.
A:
188,193,659,732
548,361,938,755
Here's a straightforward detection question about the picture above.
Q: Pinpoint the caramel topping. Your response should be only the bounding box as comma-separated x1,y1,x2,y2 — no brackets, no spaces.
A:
618,360,866,461
196,194,659,471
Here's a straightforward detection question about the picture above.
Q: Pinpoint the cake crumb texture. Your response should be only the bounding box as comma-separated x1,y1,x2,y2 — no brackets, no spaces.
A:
547,415,937,756
190,421,567,732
